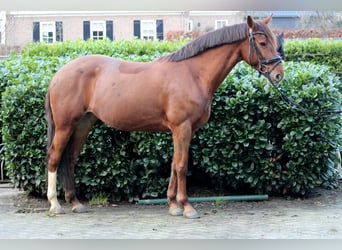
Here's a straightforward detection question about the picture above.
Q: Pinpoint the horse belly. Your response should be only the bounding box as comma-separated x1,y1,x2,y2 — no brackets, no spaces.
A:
102,107,169,132
108,105,168,132
91,82,169,132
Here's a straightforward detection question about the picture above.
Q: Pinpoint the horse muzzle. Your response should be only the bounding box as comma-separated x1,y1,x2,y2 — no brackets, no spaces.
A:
258,56,284,84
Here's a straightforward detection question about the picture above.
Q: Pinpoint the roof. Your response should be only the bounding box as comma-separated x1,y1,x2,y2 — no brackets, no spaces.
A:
252,11,337,18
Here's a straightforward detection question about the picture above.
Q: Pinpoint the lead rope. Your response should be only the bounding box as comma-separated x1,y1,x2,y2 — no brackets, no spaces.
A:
265,73,342,116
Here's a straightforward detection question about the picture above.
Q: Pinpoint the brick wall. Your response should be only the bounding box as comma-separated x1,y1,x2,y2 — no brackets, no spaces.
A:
5,12,188,49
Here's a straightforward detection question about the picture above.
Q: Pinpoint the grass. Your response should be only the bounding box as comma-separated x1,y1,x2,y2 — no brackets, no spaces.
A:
89,192,109,207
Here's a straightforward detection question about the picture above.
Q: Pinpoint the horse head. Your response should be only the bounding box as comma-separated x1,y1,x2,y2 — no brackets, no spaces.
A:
244,15,284,84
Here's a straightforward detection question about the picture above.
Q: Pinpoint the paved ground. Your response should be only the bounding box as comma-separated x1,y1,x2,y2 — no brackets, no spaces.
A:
1,182,342,239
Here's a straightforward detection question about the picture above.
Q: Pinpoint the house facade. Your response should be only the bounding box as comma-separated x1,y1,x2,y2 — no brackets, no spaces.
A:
189,11,241,32
1,11,242,53
0,11,5,45
2,11,341,55
6,11,189,47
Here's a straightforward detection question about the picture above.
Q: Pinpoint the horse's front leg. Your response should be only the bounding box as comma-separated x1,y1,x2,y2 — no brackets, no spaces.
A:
168,122,199,219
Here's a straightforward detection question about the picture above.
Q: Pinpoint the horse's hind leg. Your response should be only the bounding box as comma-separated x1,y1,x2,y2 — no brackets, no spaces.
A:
65,113,97,213
167,158,183,216
47,129,73,214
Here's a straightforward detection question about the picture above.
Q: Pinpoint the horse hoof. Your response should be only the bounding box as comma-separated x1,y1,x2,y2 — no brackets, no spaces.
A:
49,207,65,215
183,210,200,219
72,204,88,213
169,207,184,216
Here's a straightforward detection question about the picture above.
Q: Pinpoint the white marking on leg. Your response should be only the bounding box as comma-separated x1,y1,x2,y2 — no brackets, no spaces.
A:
47,171,62,213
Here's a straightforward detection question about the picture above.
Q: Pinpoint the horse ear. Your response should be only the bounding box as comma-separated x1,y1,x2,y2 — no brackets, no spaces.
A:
247,16,255,30
263,14,273,24
280,32,284,38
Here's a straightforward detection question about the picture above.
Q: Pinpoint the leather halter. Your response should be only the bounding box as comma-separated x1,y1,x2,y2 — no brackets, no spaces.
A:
248,28,282,77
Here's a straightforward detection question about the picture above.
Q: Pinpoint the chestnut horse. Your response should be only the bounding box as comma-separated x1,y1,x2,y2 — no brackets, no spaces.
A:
45,15,283,219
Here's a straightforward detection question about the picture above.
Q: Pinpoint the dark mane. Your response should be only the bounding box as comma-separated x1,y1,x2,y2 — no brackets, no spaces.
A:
160,23,248,62
159,20,278,63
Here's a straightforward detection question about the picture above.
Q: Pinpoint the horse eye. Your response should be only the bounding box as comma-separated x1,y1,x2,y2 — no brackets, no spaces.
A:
260,42,267,47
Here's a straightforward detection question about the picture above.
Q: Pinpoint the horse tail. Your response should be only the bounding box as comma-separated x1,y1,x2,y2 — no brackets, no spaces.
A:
45,90,71,191
45,90,55,153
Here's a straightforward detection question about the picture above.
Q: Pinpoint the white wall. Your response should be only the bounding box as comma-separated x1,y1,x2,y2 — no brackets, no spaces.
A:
0,11,6,44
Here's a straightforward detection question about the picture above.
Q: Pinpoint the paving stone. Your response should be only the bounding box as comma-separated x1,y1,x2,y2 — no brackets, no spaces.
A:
1,183,342,239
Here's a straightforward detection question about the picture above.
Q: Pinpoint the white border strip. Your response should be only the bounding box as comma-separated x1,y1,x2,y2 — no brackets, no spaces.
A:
2,0,342,11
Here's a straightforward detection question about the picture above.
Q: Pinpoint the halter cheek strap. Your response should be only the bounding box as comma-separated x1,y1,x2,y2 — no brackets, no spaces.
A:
248,28,282,78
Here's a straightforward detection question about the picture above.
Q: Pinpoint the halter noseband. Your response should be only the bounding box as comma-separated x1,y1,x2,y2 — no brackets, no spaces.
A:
248,28,282,78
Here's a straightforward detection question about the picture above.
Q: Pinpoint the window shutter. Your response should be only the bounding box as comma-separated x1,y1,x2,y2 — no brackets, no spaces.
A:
133,20,141,39
156,19,164,41
56,21,63,42
83,21,90,40
106,20,113,41
33,22,40,42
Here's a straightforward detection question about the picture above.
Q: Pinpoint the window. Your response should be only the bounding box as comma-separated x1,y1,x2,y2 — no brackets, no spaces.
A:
133,19,163,40
215,20,228,29
141,20,156,40
40,22,55,43
33,21,63,43
188,20,193,32
83,20,113,41
91,21,106,40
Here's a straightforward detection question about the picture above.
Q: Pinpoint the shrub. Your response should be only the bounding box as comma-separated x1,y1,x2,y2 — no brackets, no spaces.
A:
284,38,342,78
193,61,342,195
0,56,68,194
22,38,186,61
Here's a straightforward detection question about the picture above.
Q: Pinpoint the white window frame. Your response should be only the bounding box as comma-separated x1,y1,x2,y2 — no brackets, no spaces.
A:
141,20,156,40
215,20,228,30
40,22,55,44
90,21,106,40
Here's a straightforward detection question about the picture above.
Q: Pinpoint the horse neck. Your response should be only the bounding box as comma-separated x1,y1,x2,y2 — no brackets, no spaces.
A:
185,41,244,98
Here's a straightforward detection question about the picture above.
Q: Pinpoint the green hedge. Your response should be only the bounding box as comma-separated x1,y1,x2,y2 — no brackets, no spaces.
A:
21,38,186,61
284,38,342,78
193,62,342,195
21,38,342,77
1,39,341,200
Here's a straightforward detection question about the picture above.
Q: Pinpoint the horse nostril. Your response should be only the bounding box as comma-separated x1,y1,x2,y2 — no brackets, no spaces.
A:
275,73,282,82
